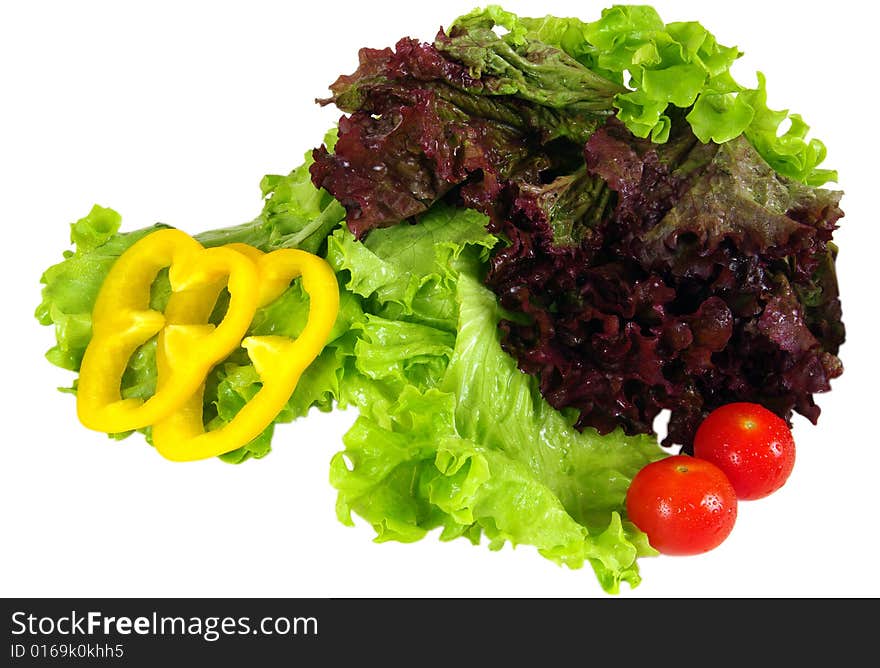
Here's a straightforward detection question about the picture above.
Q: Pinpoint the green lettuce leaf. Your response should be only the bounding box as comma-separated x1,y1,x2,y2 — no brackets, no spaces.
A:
37,136,666,592
453,4,835,185
331,254,663,593
443,272,664,532
193,128,345,253
35,205,168,372
326,204,497,329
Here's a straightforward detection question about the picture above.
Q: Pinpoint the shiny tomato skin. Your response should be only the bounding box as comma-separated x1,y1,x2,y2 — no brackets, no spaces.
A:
693,403,796,501
625,455,738,556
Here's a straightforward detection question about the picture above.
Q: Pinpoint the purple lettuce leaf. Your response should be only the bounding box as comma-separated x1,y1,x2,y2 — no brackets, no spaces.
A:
309,24,846,451
489,117,844,449
310,26,622,237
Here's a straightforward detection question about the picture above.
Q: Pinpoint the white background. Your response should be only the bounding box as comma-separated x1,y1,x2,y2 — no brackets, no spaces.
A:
2,0,877,599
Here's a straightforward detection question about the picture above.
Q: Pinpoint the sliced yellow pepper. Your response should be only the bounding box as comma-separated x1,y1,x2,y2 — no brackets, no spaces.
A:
77,229,260,434
152,247,339,462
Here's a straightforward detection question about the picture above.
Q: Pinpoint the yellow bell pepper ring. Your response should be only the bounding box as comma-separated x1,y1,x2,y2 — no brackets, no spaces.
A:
76,229,260,434
152,248,339,462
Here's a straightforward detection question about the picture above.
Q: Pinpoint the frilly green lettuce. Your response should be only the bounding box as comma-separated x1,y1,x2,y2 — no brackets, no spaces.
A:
454,4,835,185
37,145,665,591
329,255,663,593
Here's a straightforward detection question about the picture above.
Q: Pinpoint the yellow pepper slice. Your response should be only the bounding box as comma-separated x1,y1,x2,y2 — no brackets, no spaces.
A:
77,229,260,434
152,247,339,462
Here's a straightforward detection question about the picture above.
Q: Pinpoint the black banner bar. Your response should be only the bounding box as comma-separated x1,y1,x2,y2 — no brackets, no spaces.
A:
1,597,870,664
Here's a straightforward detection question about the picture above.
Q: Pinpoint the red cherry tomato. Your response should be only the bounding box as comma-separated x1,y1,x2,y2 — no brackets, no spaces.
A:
625,455,737,556
693,402,796,501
